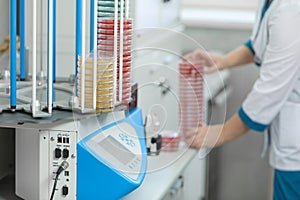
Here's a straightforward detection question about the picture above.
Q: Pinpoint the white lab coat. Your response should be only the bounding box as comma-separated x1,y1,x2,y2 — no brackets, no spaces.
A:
240,0,300,170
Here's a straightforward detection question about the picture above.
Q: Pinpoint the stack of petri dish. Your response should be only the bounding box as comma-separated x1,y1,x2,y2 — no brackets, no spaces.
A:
98,0,123,18
77,55,114,113
96,58,114,113
178,60,204,139
97,18,133,105
115,19,133,105
160,130,181,152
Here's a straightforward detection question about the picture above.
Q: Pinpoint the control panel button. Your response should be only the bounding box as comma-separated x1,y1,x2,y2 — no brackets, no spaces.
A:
62,186,69,196
55,148,62,159
63,149,69,159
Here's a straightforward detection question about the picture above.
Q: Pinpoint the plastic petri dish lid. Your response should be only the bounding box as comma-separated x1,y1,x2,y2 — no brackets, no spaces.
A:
97,35,132,41
97,12,115,17
97,29,133,35
97,22,132,27
97,96,114,100
98,2,116,7
96,91,114,95
96,104,114,108
97,94,114,98
97,75,114,80
96,100,114,105
97,67,115,74
98,18,133,24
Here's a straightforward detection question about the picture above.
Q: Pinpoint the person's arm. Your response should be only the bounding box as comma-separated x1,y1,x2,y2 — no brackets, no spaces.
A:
185,113,249,148
220,46,254,70
183,45,254,74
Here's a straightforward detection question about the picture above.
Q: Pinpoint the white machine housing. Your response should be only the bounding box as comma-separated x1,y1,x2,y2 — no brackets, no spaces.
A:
16,121,77,200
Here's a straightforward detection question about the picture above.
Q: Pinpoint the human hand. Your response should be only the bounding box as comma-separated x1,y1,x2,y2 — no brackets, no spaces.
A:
184,126,209,149
184,125,224,149
183,49,225,74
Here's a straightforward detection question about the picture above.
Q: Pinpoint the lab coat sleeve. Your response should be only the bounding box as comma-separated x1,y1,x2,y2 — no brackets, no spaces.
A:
243,0,263,57
239,7,300,132
244,39,255,56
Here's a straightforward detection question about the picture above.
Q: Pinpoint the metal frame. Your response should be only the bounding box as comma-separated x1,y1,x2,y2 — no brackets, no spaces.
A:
10,0,17,110
20,0,26,81
7,0,131,116
47,0,54,114
92,0,97,110
32,0,37,116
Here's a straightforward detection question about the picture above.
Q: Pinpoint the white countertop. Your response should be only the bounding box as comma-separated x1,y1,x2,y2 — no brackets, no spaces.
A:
123,145,199,200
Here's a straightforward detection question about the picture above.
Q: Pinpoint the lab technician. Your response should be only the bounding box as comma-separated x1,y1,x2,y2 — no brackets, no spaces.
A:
184,0,300,199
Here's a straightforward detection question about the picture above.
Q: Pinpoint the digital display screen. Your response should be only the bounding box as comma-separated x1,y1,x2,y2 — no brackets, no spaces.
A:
99,135,135,165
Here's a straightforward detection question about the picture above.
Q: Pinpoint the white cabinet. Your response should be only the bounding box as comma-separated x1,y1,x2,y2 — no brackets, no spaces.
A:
161,157,206,200
162,176,184,200
182,156,206,200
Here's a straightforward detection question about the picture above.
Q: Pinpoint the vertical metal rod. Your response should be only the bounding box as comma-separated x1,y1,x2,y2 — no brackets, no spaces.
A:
53,0,56,83
119,0,124,102
113,0,118,103
52,0,56,104
90,0,94,52
76,0,82,96
10,0,17,109
40,0,43,72
47,0,54,114
25,47,29,79
92,0,97,110
32,0,37,116
20,0,26,80
81,0,86,111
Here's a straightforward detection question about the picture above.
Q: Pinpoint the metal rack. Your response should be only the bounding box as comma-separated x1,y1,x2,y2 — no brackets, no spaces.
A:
7,0,57,117
4,0,133,117
74,0,132,113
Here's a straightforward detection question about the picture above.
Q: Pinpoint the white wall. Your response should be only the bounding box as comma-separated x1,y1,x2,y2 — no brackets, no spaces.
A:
133,0,181,29
0,0,9,42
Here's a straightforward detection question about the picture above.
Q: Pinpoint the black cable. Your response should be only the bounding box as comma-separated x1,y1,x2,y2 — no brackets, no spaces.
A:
50,161,69,200
50,173,59,200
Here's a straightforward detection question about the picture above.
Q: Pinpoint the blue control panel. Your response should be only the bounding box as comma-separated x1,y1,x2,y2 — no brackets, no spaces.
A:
77,108,147,200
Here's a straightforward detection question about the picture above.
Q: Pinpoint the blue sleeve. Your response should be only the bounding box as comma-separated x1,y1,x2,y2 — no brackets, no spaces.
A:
238,107,269,132
244,39,255,56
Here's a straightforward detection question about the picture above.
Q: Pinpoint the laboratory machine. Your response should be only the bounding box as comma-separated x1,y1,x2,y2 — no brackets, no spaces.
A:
0,0,147,199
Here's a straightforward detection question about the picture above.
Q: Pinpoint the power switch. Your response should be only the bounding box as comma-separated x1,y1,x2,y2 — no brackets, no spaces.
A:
63,149,69,159
62,186,69,196
54,148,62,159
